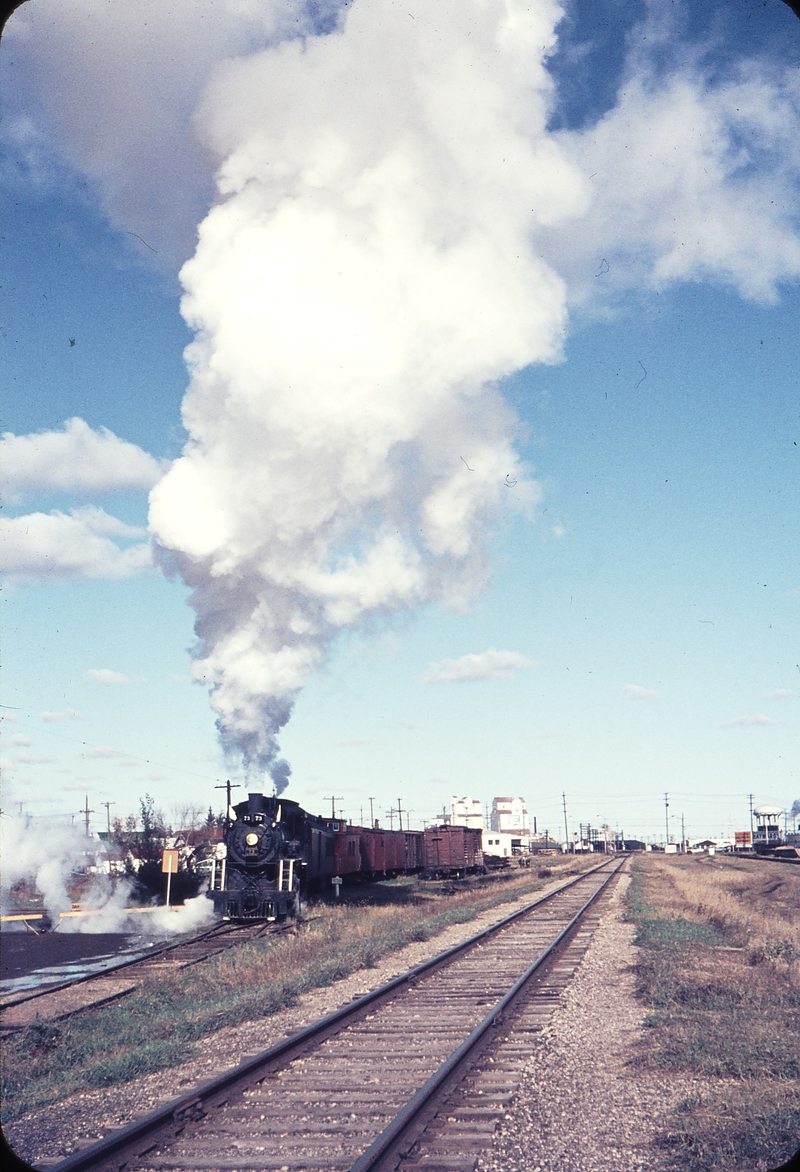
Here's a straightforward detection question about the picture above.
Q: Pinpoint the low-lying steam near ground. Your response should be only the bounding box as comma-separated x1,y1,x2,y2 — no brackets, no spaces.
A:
0,815,213,935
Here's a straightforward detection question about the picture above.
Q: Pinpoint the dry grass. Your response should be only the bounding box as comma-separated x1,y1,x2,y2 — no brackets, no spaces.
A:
626,854,800,1170
1,858,596,1124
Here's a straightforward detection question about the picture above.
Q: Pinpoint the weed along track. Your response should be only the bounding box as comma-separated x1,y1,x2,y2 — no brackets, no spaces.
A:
47,859,625,1172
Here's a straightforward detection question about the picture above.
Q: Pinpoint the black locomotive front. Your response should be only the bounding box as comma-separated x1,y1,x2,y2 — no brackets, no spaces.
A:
209,792,304,920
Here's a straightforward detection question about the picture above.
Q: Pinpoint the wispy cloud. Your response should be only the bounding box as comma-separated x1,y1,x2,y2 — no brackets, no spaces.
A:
2,508,152,582
84,668,141,686
623,683,662,701
39,709,83,722
423,649,533,684
1,417,165,502
8,733,31,746
762,689,798,701
16,752,55,764
717,715,784,729
83,745,126,759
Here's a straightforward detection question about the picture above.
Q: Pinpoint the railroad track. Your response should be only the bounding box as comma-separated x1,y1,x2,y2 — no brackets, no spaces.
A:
0,920,285,1032
48,857,626,1172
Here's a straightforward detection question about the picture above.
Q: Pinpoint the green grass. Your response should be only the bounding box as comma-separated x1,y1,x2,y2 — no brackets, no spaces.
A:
2,862,593,1124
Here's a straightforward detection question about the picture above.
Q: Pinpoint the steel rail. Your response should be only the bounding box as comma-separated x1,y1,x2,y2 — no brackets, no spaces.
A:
348,857,625,1172
45,858,618,1172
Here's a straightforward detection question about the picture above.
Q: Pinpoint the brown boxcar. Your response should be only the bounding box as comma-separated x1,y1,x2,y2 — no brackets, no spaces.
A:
423,825,484,876
358,827,387,876
384,828,408,873
332,827,362,877
404,830,425,871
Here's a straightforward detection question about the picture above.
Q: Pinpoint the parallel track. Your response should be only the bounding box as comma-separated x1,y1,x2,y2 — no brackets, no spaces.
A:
48,858,625,1172
0,920,282,1032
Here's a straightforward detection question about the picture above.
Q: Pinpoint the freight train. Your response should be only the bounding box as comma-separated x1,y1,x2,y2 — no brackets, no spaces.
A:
207,792,484,920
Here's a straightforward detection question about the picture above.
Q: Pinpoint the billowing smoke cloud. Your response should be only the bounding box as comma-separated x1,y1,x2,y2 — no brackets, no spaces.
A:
149,0,582,788
791,799,800,821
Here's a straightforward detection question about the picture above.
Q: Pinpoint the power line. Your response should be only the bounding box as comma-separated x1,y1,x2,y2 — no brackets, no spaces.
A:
0,711,224,783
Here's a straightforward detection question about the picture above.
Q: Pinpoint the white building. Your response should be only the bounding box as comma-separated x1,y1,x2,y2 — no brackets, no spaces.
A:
482,830,527,858
490,796,529,834
450,796,484,829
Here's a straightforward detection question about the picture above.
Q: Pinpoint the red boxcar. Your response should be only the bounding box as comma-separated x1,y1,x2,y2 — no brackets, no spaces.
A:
332,826,362,877
384,828,407,873
358,828,387,877
423,825,484,876
404,831,425,871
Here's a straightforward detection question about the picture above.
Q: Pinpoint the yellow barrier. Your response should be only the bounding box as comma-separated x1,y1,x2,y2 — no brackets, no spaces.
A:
1,905,182,924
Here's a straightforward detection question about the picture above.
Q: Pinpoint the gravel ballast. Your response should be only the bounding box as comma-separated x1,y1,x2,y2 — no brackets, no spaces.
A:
478,873,725,1172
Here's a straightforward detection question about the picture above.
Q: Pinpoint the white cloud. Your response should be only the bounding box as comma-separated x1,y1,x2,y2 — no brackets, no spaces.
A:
39,709,83,722
84,669,139,686
1,508,153,581
8,733,32,746
763,689,798,700
1,418,165,503
16,751,56,764
0,756,17,773
717,715,785,729
546,50,800,306
82,745,126,759
623,684,663,701
423,649,534,684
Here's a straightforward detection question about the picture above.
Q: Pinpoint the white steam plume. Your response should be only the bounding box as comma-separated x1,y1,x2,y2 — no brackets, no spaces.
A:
0,814,133,933
149,0,583,789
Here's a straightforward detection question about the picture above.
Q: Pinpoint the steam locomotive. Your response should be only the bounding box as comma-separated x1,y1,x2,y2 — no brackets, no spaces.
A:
207,792,483,920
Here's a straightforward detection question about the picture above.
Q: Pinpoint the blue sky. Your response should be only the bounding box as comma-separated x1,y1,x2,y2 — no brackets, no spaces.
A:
2,0,798,843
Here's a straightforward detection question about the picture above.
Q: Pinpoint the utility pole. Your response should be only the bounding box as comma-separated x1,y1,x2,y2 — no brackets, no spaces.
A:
681,812,686,853
386,807,395,830
323,795,343,820
215,780,242,826
396,797,403,830
748,793,754,840
562,792,570,851
83,794,94,837
369,796,375,828
664,792,670,845
102,800,115,835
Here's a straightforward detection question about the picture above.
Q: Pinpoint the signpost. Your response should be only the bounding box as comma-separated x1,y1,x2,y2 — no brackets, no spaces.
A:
161,848,180,908
331,876,342,899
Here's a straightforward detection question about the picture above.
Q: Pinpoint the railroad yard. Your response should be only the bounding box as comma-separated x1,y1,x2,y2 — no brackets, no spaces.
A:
2,854,799,1172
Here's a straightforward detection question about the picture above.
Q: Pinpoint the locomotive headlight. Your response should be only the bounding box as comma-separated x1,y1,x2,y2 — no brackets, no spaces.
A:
245,832,259,846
